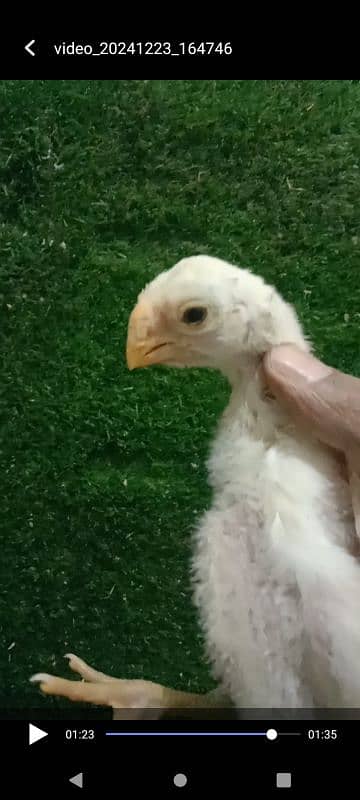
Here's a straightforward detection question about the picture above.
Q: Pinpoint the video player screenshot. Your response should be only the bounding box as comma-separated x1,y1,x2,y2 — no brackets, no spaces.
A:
0,34,359,794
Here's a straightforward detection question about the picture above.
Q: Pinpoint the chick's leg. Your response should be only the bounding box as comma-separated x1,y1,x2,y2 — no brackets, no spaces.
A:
30,653,227,717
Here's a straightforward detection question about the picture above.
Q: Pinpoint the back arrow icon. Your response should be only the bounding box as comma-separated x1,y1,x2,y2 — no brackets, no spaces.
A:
25,40,35,56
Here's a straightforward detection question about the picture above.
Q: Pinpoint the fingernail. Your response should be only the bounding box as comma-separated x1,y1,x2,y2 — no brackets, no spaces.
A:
269,345,333,382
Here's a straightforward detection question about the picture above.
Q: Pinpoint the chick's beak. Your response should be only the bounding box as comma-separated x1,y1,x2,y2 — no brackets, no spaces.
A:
126,301,173,370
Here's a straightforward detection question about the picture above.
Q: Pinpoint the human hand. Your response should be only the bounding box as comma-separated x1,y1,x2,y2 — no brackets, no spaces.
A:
263,344,360,539
263,344,360,465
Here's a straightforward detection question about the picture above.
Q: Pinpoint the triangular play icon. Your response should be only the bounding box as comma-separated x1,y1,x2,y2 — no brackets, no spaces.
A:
29,723,48,745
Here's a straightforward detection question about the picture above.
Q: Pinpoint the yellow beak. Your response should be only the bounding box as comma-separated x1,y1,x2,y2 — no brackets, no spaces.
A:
126,301,172,370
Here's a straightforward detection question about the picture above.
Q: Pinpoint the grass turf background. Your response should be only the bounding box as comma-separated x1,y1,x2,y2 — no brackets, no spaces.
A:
1,79,359,711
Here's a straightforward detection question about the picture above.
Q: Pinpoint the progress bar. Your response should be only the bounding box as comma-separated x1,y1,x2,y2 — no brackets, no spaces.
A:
105,728,298,739
106,731,266,737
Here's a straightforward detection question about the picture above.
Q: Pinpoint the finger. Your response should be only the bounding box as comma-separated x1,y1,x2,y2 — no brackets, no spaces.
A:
263,345,360,455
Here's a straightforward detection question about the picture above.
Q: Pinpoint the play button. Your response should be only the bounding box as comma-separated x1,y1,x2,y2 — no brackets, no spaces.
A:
29,723,48,745
69,773,84,788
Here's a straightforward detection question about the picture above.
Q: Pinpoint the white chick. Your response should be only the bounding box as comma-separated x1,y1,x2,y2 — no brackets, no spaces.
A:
31,255,359,713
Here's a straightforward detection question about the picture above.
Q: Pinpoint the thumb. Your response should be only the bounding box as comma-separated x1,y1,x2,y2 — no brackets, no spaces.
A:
263,345,360,457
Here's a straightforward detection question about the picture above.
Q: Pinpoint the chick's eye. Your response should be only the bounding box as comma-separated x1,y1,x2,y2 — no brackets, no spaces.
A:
182,306,207,325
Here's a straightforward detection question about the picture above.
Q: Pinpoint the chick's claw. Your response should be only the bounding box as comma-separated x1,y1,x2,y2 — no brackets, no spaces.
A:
30,654,166,712
64,652,118,683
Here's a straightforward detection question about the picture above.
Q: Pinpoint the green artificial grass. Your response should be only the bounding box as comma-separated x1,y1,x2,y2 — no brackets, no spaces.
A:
1,80,360,711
